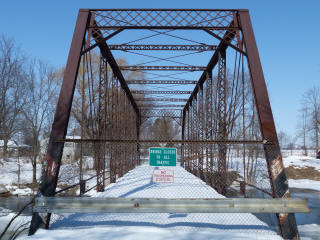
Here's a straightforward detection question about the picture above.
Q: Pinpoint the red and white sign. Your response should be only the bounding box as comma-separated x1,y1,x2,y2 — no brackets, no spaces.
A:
152,169,174,183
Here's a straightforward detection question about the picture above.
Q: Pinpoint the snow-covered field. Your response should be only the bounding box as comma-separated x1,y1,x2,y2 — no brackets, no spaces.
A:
0,157,96,196
283,155,320,192
0,157,40,195
283,155,320,171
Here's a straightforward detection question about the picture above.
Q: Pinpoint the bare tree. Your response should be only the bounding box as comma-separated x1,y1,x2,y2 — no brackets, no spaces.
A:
302,86,320,154
297,106,309,156
0,35,25,160
151,117,179,146
22,60,57,184
278,130,289,150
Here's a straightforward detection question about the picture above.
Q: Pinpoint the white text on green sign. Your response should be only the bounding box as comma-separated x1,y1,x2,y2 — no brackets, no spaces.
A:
149,147,177,166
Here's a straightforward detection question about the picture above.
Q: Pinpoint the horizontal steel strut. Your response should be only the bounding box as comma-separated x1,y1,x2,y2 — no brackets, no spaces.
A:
120,66,207,71
141,115,182,118
135,98,188,102
108,44,217,51
34,197,309,214
54,139,275,145
132,90,192,94
126,80,198,84
138,105,185,108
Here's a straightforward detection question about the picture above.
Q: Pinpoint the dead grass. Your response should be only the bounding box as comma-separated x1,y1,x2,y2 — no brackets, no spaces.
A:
285,166,320,180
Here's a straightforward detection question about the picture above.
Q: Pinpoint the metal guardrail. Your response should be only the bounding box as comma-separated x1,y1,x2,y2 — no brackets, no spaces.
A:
34,197,310,214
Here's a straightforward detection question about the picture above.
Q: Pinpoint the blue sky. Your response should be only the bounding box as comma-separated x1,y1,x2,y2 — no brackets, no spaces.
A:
1,0,319,139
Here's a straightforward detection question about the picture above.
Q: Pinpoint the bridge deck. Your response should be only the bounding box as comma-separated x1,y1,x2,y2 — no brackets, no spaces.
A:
28,165,284,239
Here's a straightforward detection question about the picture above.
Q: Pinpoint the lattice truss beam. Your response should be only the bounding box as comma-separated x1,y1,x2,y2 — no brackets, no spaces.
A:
30,9,300,240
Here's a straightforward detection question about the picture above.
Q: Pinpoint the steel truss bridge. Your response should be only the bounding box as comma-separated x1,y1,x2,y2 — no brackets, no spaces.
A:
29,9,301,240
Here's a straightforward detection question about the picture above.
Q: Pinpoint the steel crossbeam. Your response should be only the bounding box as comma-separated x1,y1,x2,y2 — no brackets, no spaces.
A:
108,44,217,51
136,98,188,102
132,90,192,94
126,80,198,84
139,104,185,108
120,66,206,71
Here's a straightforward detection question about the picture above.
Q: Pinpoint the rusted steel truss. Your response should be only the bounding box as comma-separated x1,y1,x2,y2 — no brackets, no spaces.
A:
127,80,198,84
30,9,299,240
120,66,206,71
108,44,217,51
132,90,192,94
136,98,188,102
139,104,185,108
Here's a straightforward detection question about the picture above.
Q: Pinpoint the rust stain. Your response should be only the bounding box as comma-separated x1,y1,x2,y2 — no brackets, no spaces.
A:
270,154,282,179
45,154,57,178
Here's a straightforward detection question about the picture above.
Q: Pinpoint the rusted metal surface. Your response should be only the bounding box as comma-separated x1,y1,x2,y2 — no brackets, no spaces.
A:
216,49,227,195
136,98,189,102
120,66,207,71
82,29,124,54
238,10,299,239
55,139,267,144
29,9,91,235
127,80,197,85
138,104,185,108
91,9,236,29
183,24,236,111
132,90,192,95
108,44,217,51
91,25,139,115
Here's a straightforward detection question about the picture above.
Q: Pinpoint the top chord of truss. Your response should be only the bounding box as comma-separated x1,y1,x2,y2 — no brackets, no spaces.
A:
108,44,217,51
120,66,206,71
90,9,237,29
126,80,198,85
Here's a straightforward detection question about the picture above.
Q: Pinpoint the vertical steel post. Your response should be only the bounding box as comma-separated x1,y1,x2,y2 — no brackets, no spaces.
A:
186,107,191,171
206,71,213,185
216,50,227,195
238,10,299,240
28,9,90,235
199,84,204,178
96,55,107,192
181,110,186,167
136,110,141,166
109,73,116,183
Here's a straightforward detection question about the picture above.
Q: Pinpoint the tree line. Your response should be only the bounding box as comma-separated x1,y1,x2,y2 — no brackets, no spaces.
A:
0,35,59,183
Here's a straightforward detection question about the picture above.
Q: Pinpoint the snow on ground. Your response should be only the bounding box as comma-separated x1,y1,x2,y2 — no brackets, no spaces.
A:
283,155,320,171
24,227,278,240
289,179,320,192
0,157,41,186
282,155,320,191
0,156,96,196
298,224,320,240
0,212,30,239
23,165,281,240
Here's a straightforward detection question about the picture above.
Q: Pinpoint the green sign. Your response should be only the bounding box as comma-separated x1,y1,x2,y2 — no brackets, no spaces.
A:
149,147,177,166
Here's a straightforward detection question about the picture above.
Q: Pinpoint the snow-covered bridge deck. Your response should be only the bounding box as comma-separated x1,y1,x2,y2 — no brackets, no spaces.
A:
27,165,282,240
